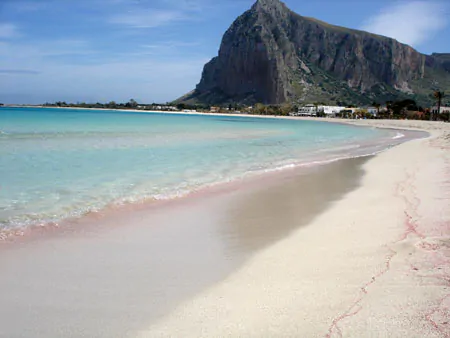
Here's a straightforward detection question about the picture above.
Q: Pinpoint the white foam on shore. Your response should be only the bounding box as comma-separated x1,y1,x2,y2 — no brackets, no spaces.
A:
0,151,384,237
392,132,405,139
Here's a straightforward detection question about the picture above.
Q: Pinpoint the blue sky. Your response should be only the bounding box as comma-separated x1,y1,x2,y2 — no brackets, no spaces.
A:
0,0,449,104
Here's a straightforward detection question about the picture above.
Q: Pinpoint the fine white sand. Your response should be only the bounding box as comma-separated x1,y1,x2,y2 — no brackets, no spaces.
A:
136,120,450,337
0,155,370,337
0,119,448,338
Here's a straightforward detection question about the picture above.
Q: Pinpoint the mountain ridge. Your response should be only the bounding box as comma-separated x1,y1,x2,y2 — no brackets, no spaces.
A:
178,0,449,106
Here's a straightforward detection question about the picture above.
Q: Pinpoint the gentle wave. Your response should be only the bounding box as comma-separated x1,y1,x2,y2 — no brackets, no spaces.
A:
0,142,393,237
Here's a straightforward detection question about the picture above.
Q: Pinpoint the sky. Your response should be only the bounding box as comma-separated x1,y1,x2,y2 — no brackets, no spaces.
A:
0,0,449,104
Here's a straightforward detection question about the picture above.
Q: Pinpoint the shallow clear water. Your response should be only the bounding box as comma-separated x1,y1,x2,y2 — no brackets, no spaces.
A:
0,107,395,231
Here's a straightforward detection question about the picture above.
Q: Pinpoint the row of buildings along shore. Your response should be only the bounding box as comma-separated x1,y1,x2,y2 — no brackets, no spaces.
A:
290,104,450,118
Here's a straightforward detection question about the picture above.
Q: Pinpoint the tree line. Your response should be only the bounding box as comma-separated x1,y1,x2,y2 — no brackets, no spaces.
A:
40,90,448,121
369,91,447,121
44,99,140,109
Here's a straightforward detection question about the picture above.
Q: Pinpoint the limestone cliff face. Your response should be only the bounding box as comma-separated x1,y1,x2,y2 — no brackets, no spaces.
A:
196,0,296,104
428,53,450,72
182,0,449,105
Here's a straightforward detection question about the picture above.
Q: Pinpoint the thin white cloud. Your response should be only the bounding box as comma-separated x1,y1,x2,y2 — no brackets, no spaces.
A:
0,69,40,75
0,39,96,59
109,10,183,28
0,23,19,39
142,40,201,49
361,1,449,46
39,39,97,57
160,0,206,12
107,0,209,29
0,58,208,104
0,38,208,104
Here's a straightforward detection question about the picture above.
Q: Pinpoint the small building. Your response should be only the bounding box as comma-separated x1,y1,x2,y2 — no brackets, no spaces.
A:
296,104,318,116
366,107,378,116
210,106,220,113
317,105,347,117
291,105,347,117
159,106,177,111
431,106,450,114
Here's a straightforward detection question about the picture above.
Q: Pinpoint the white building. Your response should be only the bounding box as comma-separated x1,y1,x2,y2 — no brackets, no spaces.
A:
296,104,318,116
366,107,378,116
291,105,347,117
431,106,450,114
317,105,347,116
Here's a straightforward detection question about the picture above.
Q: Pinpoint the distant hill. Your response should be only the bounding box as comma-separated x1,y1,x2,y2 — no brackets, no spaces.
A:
177,0,450,107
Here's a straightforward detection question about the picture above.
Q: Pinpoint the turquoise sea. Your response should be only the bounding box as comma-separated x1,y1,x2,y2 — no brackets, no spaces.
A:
0,107,400,233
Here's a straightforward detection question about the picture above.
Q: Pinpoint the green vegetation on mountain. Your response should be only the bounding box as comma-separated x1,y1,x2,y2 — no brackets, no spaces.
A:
178,0,450,107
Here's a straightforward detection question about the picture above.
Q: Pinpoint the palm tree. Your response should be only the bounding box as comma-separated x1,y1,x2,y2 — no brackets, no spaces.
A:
386,101,393,119
433,91,444,121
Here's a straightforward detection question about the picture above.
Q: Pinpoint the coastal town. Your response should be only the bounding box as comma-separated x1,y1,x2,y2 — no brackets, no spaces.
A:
9,92,448,122
291,102,450,120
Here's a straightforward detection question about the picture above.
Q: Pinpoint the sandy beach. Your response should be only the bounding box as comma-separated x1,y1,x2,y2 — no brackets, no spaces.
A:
136,120,450,337
143,119,450,337
0,119,449,337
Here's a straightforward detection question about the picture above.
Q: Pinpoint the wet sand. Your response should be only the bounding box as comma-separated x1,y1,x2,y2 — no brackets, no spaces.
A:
0,157,369,338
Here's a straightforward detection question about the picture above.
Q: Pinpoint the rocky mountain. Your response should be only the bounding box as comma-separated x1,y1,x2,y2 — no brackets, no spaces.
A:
178,0,450,107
